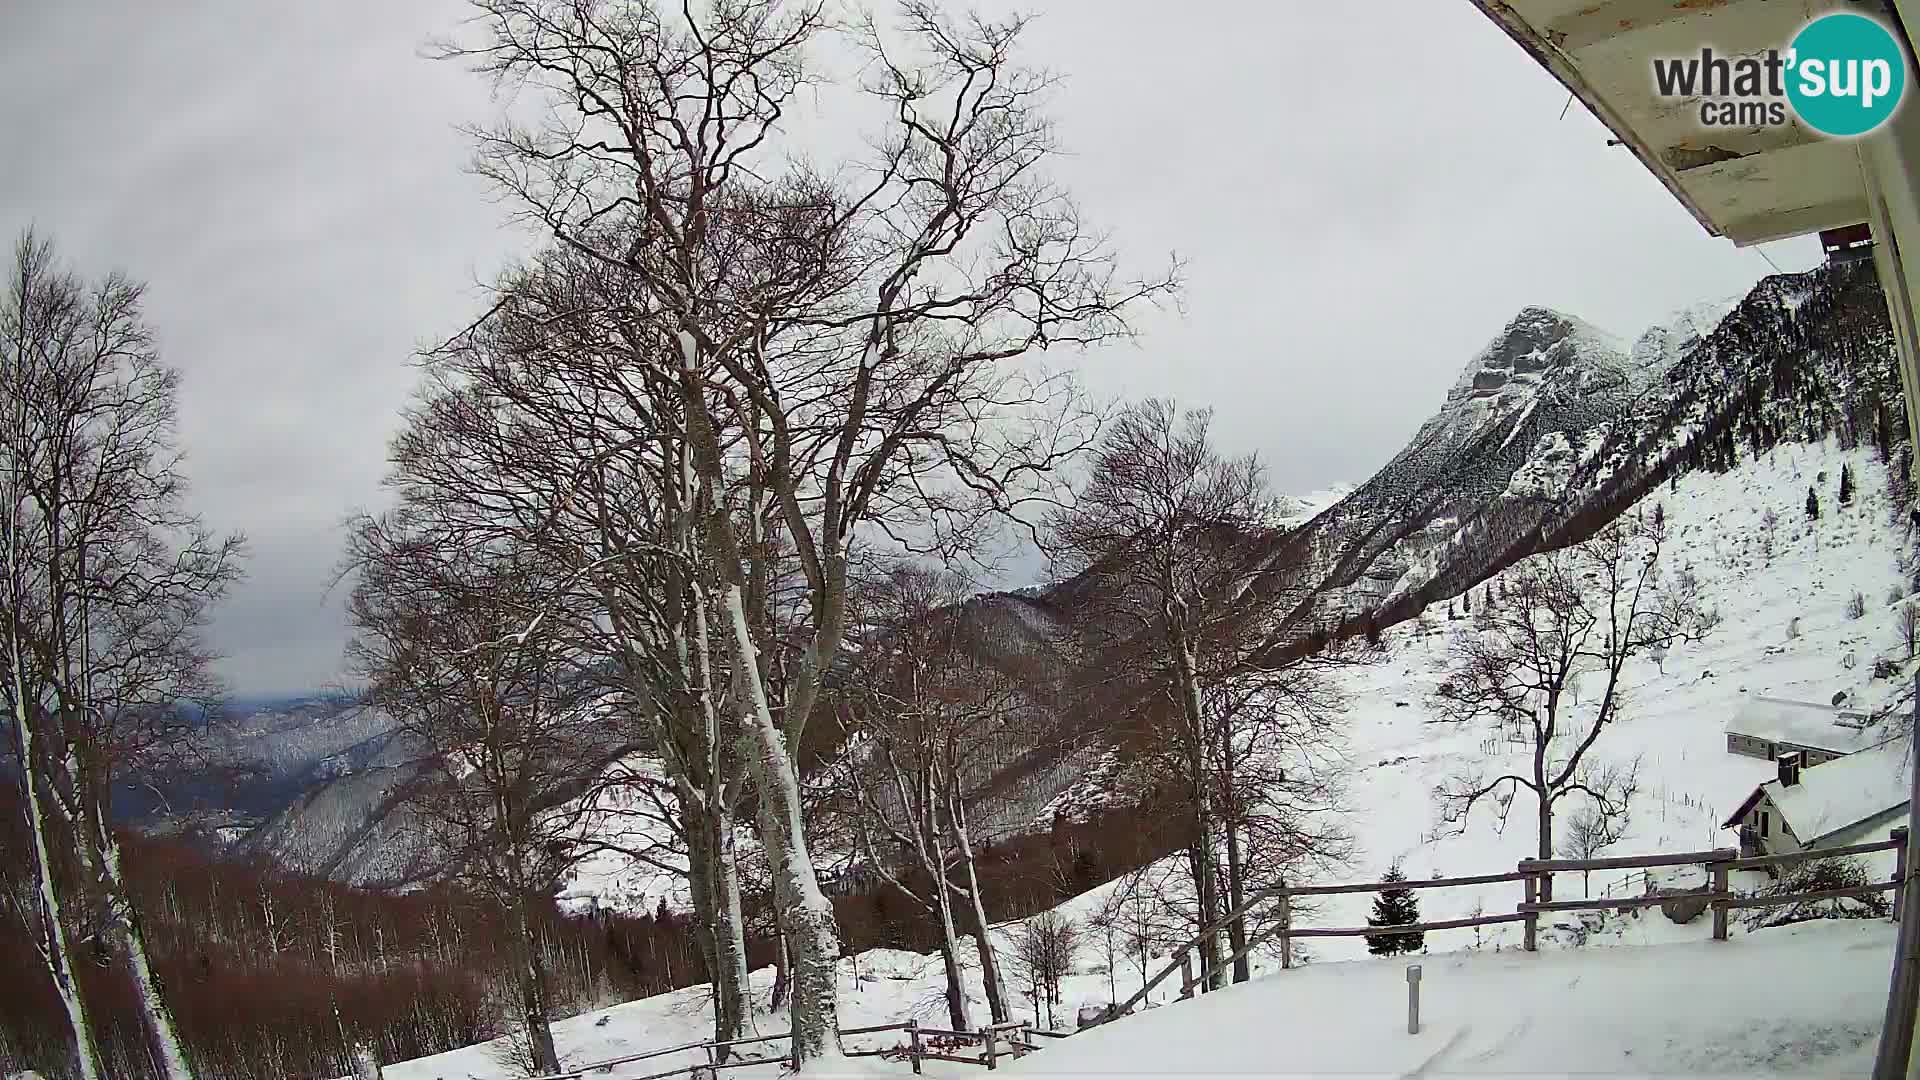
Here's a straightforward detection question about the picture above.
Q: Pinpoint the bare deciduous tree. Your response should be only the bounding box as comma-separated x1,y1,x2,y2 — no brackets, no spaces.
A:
391,242,763,1049
1434,513,1700,900
1,231,243,1080
1557,792,1635,898
1010,911,1076,1030
831,562,1019,1029
345,528,626,1075
1199,652,1351,982
1045,400,1348,989
440,0,1173,1059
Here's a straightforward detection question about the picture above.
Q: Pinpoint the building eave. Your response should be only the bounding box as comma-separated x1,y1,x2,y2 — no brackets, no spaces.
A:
1722,785,1769,829
1467,0,1871,246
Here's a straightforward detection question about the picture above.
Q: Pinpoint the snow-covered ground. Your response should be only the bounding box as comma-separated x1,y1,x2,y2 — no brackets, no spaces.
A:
1010,920,1899,1078
373,438,1919,1078
374,920,1905,1080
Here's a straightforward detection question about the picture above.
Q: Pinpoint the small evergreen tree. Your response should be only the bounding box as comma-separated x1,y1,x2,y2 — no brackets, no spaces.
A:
1839,463,1854,505
1365,865,1424,956
1807,485,1821,521
1462,590,1471,615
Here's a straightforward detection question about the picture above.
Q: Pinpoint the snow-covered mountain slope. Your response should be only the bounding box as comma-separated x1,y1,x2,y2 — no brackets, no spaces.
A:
231,758,442,886
1313,438,1914,954
1628,294,1744,389
124,694,415,840
1255,261,1894,639
932,261,1898,841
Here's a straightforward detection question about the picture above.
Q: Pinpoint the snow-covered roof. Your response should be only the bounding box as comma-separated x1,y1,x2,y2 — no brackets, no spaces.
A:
1728,739,1912,846
1724,696,1880,755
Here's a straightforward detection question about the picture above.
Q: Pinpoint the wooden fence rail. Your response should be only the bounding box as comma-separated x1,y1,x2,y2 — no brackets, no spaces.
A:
1257,831,1911,968
1283,912,1531,939
1517,847,1738,873
521,1016,1052,1080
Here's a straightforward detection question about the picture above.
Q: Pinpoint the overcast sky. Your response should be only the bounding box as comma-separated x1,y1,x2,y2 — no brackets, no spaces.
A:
0,2,1823,697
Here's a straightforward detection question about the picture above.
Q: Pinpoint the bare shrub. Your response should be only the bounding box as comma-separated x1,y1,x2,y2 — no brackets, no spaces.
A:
1012,912,1079,1029
1739,858,1891,930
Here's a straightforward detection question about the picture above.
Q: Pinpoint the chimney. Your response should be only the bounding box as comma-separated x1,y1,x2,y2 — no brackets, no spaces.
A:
1778,750,1804,788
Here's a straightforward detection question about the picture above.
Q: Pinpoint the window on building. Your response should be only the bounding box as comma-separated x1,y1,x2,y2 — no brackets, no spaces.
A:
1761,811,1770,837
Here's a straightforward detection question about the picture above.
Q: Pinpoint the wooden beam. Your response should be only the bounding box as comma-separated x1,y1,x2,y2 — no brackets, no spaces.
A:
1273,870,1530,898
1723,880,1901,910
1545,0,1771,54
1520,848,1736,872
1520,892,1725,914
1724,197,1875,245
1283,913,1529,939
1726,836,1904,872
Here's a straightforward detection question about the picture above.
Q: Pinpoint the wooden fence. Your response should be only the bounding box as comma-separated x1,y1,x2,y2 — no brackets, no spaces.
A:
516,831,1909,1080
1112,827,1910,1017
522,1018,1059,1080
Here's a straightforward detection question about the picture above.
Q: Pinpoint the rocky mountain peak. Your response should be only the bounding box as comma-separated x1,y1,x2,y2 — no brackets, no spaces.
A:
1448,305,1628,401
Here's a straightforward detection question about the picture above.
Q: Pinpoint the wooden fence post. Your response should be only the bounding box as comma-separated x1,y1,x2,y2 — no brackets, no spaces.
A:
1016,1021,1030,1058
983,1024,998,1071
1894,827,1909,923
1278,879,1293,970
907,1019,922,1075
1711,856,1730,941
1521,865,1538,952
1179,951,1194,999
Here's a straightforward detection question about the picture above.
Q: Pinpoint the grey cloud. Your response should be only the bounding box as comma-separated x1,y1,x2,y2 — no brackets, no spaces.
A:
0,0,1821,694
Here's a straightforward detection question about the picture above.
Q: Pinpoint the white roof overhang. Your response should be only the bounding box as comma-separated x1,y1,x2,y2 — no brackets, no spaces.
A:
1471,0,1871,245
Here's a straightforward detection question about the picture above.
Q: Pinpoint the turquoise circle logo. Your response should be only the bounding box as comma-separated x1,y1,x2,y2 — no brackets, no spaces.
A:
1786,13,1907,137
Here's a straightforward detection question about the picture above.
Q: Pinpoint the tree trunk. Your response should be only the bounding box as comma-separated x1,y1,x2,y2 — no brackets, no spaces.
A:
722,585,842,1063
954,873,1007,1023
935,931,970,1032
96,830,195,1080
510,895,562,1074
770,917,790,1012
1537,797,1555,904
6,485,104,1080
1167,605,1223,991
928,847,972,1031
350,1042,384,1080
684,806,723,1024
1222,820,1250,984
684,797,752,1054
711,802,754,1042
948,791,1007,1022
14,751,103,1080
